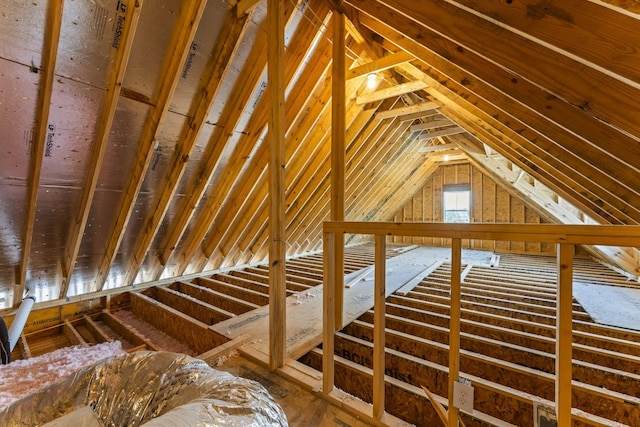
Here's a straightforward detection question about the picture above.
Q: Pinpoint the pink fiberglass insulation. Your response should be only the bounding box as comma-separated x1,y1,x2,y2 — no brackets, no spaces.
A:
0,341,124,408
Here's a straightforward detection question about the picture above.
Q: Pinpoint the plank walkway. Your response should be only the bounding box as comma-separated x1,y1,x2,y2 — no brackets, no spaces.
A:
211,246,453,360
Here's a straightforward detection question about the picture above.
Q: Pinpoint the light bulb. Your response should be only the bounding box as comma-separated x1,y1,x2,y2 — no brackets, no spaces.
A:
366,73,377,89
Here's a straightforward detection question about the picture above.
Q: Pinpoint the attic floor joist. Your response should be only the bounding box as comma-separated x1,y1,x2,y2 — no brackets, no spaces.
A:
6,244,640,426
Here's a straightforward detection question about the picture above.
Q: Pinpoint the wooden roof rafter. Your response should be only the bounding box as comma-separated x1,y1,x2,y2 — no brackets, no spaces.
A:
284,114,413,251
410,119,454,133
59,0,144,299
283,108,400,250
358,156,440,225
451,0,640,87
375,101,439,120
95,0,210,291
154,1,299,281
405,67,639,228
344,122,422,219
376,22,640,199
433,87,634,225
17,0,64,306
266,22,445,253
170,0,333,275
347,50,414,80
271,98,397,259
436,89,639,226
207,39,371,267
203,1,338,267
356,0,640,143
417,126,466,141
457,138,640,277
343,122,437,223
120,9,251,287
352,8,640,226
452,109,631,225
348,132,439,222
282,50,443,256
418,143,460,154
232,96,399,262
354,1,640,203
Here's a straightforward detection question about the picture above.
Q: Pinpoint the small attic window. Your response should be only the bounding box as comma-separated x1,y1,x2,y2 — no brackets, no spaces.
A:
443,184,470,223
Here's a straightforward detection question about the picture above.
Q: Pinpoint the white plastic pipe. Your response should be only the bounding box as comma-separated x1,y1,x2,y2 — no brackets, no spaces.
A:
8,287,36,351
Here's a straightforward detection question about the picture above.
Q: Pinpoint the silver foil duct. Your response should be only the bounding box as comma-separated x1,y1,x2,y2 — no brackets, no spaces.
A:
0,351,288,426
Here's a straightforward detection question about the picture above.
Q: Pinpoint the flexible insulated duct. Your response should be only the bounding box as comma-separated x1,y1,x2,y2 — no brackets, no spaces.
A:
8,287,36,352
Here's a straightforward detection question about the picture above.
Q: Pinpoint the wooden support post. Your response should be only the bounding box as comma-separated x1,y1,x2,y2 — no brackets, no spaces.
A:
448,238,462,426
556,243,574,425
323,231,336,394
373,233,386,419
331,10,346,329
268,0,286,371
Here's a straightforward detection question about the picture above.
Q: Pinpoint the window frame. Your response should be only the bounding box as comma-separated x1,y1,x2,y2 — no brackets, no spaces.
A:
443,184,471,223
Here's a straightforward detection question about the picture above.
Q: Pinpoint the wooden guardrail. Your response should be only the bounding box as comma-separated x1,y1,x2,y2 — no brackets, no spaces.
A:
322,222,640,427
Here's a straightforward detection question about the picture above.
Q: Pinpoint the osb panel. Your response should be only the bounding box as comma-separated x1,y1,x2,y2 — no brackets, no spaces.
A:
129,292,227,354
322,328,639,424
145,286,231,325
300,349,532,427
344,320,640,399
168,281,255,315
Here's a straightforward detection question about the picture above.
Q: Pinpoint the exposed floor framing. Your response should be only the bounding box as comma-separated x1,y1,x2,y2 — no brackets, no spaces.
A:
5,244,640,426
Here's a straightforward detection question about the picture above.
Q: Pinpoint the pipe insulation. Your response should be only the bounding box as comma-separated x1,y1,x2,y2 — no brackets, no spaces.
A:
8,288,35,352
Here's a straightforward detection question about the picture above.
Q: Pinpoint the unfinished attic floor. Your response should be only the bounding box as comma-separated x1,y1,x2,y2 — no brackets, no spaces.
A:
5,243,640,426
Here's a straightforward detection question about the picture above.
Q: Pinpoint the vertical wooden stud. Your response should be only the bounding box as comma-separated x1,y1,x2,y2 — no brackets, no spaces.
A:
373,233,387,420
556,243,574,425
448,238,462,426
331,10,346,329
323,231,336,394
268,0,286,370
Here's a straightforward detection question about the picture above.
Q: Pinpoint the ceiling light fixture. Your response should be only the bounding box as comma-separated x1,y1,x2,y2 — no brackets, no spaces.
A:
366,73,377,89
